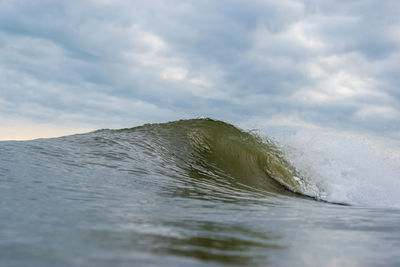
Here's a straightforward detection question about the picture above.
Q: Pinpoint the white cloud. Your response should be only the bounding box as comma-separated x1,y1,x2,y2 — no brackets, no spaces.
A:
293,51,392,105
294,71,384,103
188,77,212,88
160,67,188,81
286,22,325,50
355,105,399,120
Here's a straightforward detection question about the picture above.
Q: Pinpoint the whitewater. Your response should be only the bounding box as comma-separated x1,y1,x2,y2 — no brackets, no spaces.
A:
272,127,400,208
1,118,399,266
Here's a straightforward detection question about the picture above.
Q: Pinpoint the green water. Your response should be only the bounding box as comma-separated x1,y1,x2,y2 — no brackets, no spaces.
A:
0,118,399,266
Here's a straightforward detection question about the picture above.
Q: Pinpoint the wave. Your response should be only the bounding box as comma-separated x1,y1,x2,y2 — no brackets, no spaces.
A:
97,118,306,196
7,118,399,208
95,118,400,207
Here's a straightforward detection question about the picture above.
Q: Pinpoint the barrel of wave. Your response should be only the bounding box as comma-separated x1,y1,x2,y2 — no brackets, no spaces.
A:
185,118,304,194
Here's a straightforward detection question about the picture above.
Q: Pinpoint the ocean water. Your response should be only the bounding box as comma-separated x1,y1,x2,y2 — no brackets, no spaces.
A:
1,118,399,266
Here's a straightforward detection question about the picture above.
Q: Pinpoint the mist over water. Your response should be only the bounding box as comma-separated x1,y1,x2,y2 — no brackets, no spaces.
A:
1,118,399,266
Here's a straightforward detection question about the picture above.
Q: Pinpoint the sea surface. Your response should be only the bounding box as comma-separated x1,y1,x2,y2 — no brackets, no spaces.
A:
1,118,399,266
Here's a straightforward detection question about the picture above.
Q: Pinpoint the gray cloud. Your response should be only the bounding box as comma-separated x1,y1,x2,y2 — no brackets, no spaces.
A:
0,0,399,138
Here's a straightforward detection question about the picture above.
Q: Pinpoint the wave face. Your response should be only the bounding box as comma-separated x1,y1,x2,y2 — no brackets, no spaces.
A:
91,118,306,197
130,118,303,192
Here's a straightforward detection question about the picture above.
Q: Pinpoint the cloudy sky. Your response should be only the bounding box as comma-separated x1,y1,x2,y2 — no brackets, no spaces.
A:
0,0,399,140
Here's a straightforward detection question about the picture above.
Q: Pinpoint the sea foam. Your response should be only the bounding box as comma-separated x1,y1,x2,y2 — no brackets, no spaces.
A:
273,129,400,208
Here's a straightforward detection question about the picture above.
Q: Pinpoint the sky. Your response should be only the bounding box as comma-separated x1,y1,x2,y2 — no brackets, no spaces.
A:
0,0,399,140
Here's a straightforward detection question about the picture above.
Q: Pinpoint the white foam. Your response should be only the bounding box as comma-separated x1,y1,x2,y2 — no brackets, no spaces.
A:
272,129,400,208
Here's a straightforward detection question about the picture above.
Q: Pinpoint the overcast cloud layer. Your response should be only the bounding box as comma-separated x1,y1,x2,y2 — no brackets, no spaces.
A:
1,0,399,139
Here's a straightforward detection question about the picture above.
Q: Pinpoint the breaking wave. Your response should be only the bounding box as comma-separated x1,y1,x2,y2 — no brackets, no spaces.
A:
101,118,306,196
5,118,400,208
